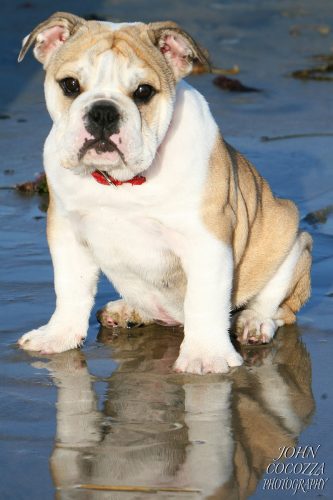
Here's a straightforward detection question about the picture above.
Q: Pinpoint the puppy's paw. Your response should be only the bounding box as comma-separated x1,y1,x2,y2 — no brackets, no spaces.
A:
174,348,243,374
18,324,86,354
234,309,278,345
97,299,150,329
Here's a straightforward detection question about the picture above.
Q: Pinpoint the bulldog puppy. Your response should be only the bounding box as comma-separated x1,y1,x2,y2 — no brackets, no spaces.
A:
18,12,312,373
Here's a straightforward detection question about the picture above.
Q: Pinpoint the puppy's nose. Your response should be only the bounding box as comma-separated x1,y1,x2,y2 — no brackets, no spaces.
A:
87,101,120,135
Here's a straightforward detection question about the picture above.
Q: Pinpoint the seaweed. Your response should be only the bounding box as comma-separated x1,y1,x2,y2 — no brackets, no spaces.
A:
15,172,48,194
261,132,333,142
303,205,333,226
213,75,260,92
291,53,333,81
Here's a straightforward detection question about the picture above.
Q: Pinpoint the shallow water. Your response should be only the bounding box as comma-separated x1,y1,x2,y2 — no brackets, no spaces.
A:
1,0,333,498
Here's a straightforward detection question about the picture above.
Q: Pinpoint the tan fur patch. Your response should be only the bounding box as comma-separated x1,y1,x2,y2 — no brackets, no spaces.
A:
160,250,187,296
202,134,301,307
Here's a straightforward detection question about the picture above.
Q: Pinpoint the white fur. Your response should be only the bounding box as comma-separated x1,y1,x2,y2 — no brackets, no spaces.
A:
174,234,243,373
100,21,141,31
19,203,99,353
250,236,302,318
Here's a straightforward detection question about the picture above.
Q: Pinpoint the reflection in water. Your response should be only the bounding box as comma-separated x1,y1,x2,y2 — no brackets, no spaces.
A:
38,325,314,499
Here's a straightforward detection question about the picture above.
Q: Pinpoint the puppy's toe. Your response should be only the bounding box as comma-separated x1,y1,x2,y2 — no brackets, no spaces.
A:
18,327,47,349
18,326,85,354
174,356,205,374
97,309,119,328
174,348,243,375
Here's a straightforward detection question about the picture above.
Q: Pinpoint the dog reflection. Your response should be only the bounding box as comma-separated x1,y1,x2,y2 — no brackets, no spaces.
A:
44,326,314,499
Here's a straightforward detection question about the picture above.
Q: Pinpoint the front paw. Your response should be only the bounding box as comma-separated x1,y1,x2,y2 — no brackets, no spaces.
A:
18,324,86,354
174,346,243,374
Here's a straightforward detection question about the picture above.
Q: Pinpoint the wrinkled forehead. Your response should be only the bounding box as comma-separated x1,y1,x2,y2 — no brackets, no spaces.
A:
48,21,166,90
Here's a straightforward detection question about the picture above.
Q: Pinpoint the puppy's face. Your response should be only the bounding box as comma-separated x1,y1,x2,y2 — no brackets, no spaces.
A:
19,13,208,181
45,23,175,181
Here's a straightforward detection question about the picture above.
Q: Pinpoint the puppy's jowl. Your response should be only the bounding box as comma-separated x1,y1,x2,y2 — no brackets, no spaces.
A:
18,12,312,374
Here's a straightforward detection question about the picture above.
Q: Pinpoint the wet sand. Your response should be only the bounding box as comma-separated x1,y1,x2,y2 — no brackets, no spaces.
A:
0,0,332,498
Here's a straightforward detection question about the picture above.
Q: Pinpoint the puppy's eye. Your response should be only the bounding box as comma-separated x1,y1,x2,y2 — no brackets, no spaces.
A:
59,77,81,97
133,84,156,104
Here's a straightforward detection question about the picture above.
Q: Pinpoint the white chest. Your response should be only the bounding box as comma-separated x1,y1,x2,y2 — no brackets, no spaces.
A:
71,203,186,321
73,204,169,275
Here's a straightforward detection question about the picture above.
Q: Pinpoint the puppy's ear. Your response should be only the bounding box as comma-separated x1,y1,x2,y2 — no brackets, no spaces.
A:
18,11,85,66
147,22,210,80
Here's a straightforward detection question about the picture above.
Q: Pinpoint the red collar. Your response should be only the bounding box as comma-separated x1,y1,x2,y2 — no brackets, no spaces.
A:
92,170,146,186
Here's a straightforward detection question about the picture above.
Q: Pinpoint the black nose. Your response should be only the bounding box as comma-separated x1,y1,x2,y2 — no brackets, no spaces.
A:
87,101,120,136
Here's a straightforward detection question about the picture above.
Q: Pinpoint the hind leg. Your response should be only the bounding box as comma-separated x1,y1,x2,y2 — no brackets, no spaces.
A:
97,299,153,329
234,232,312,345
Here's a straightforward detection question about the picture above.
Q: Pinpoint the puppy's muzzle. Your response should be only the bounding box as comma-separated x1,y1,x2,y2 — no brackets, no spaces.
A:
80,100,124,159
86,100,120,138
